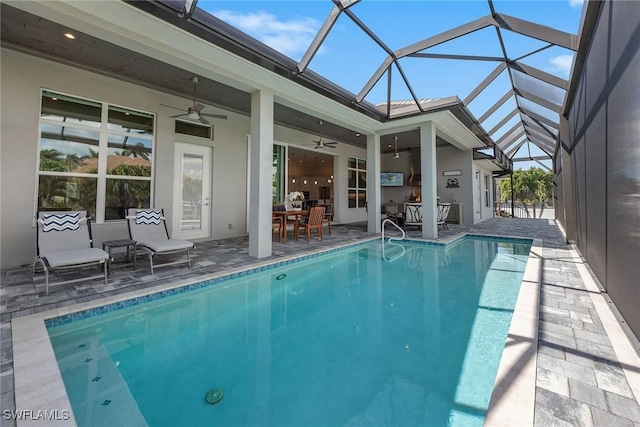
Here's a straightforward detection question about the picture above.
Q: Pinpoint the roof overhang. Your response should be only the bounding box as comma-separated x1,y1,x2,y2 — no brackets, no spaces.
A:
4,0,497,153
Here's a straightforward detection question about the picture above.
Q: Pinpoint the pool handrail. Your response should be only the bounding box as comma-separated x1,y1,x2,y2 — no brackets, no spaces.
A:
381,219,406,262
382,218,405,243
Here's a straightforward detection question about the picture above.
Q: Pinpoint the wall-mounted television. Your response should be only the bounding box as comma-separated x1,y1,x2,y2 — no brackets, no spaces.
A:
380,172,404,187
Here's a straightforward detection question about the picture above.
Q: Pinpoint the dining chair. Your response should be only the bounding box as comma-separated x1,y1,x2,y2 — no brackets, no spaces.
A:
272,215,283,242
319,204,332,234
295,206,325,242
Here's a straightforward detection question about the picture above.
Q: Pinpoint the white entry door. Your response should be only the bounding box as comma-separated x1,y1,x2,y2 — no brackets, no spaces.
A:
173,142,212,240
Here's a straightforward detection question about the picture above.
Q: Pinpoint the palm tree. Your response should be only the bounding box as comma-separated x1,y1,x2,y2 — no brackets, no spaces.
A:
39,148,65,172
64,153,82,172
499,168,553,218
121,139,150,160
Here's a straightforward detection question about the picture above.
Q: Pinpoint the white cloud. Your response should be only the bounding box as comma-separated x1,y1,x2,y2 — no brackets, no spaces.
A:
213,10,320,58
569,0,584,9
549,54,574,76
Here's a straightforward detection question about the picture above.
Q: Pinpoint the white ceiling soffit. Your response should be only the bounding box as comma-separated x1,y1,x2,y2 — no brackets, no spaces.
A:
8,0,382,136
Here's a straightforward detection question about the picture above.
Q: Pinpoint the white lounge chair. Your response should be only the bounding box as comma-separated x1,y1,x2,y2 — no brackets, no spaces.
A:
33,210,109,295
125,208,194,274
404,202,422,229
437,203,452,229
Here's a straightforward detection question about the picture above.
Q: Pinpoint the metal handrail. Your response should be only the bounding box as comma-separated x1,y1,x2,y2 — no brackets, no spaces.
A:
381,219,406,262
382,218,406,243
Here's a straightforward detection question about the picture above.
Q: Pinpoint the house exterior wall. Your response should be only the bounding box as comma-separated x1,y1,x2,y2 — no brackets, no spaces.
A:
436,147,474,224
559,0,640,339
0,48,375,268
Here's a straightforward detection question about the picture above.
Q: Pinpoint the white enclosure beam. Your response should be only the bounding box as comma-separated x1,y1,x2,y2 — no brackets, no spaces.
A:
367,134,381,233
463,63,507,105
420,122,438,239
249,89,275,258
494,13,578,51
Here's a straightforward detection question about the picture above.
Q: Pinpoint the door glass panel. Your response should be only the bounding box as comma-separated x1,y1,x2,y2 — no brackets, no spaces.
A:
180,153,203,232
272,145,285,204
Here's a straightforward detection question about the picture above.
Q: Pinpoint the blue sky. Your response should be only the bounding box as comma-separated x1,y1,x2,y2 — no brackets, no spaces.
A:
199,0,585,169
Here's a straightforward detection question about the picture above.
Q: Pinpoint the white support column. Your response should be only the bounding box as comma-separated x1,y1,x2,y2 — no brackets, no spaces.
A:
367,134,381,233
420,122,438,239
249,89,274,258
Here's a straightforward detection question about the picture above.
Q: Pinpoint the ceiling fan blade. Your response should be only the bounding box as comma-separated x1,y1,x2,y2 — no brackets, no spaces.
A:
169,113,188,118
198,115,210,125
194,103,206,113
161,103,187,112
200,113,228,120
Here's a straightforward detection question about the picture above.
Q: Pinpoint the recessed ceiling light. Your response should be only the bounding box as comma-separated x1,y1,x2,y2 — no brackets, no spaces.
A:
51,97,58,101
64,33,76,40
356,133,360,137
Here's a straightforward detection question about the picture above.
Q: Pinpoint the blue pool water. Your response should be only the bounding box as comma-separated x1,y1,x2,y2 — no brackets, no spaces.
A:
47,237,531,427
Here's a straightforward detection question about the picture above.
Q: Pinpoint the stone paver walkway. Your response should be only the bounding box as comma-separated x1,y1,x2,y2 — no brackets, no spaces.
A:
2,218,639,426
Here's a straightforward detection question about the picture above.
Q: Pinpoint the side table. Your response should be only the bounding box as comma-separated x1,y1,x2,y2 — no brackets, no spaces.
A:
102,239,137,272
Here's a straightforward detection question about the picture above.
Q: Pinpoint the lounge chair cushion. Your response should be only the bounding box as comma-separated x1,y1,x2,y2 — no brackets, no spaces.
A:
42,248,109,268
140,239,193,253
42,212,81,232
135,209,162,225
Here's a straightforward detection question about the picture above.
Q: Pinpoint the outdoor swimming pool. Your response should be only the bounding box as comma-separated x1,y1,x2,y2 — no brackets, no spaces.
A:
47,236,532,427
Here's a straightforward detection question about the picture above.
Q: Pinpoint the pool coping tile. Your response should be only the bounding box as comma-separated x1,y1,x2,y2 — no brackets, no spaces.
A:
485,238,542,427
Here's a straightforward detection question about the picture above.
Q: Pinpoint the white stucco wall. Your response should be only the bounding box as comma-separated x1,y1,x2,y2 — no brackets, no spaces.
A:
0,49,371,268
436,146,474,224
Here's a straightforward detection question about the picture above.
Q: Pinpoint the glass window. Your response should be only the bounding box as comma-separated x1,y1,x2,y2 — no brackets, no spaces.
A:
41,90,102,127
39,125,101,173
105,179,151,220
272,145,285,204
484,174,491,207
107,106,154,135
37,175,97,214
37,90,155,221
106,135,152,177
347,156,367,209
174,120,212,139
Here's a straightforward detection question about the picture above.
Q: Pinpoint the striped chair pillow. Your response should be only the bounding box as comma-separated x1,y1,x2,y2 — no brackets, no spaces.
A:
135,209,162,225
42,212,81,232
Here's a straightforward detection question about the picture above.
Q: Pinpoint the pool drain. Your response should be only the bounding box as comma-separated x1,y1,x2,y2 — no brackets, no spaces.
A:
276,273,287,280
205,388,224,405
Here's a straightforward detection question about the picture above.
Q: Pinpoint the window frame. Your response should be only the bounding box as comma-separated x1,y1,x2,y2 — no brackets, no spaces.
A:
35,89,156,223
484,173,491,207
347,156,367,209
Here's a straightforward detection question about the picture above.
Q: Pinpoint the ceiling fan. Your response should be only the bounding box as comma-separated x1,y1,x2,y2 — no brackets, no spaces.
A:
311,119,338,149
161,76,227,124
312,138,338,149
392,135,412,159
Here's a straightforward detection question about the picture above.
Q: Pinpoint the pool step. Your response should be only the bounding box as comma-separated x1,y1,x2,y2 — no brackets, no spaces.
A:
52,334,148,427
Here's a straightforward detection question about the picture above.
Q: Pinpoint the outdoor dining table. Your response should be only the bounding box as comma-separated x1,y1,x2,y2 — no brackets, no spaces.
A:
273,210,308,241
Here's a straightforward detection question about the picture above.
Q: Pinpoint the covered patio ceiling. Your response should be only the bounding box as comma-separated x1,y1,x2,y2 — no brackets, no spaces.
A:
1,0,585,166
